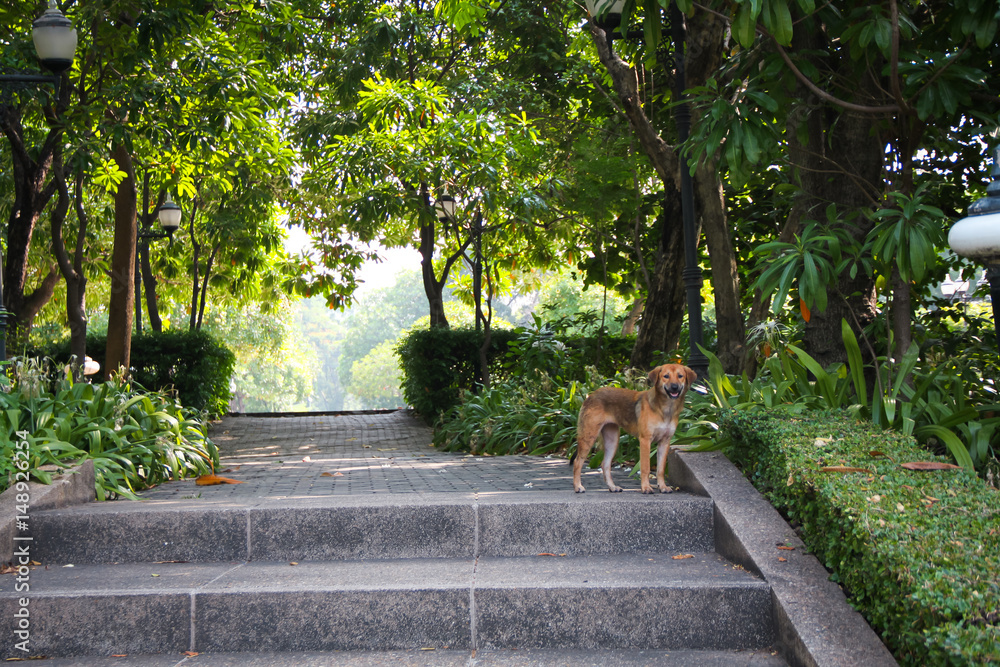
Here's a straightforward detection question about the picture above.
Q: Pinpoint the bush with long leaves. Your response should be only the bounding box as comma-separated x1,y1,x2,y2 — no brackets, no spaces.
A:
1,365,219,500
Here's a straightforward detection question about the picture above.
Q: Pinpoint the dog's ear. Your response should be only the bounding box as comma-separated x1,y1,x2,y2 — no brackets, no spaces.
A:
684,366,697,387
647,366,660,387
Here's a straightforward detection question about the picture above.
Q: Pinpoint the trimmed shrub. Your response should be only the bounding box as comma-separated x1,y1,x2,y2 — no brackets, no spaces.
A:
396,328,519,423
38,329,235,418
722,409,1000,666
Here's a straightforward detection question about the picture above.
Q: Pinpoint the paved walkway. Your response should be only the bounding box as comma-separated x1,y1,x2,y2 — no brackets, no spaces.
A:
140,411,601,501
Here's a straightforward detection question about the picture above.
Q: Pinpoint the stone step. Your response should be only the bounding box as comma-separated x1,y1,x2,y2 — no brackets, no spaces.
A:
10,648,788,666
0,554,773,658
28,492,716,564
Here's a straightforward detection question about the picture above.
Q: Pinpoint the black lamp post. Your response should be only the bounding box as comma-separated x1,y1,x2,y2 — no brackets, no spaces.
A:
134,195,182,333
0,0,77,361
948,146,1000,353
584,0,709,376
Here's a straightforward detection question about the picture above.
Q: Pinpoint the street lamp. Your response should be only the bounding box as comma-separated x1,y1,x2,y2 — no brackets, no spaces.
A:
948,145,1000,352
0,0,77,361
584,1,709,376
435,194,456,222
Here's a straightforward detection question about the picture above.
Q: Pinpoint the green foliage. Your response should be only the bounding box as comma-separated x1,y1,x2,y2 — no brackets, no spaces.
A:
346,339,405,409
433,371,585,456
1,365,218,500
396,327,520,423
752,215,853,316
721,410,1000,666
701,318,997,474
38,329,236,418
202,303,316,413
869,187,945,284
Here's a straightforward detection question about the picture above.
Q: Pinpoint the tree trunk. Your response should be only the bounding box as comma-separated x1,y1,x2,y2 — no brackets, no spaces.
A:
189,200,202,331
140,241,163,332
786,23,881,368
0,105,62,349
694,161,745,373
621,298,643,336
105,143,138,379
197,242,221,329
419,214,450,329
630,198,687,368
52,165,90,380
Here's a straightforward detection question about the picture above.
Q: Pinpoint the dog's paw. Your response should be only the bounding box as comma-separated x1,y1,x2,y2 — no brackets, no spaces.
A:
609,485,623,493
659,485,675,494
574,486,586,494
640,486,656,494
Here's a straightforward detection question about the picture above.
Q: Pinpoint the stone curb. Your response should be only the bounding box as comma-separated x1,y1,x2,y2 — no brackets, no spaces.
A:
0,459,95,565
669,450,897,667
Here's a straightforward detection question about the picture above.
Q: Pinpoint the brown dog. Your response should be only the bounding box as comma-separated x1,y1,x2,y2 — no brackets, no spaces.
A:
573,364,697,494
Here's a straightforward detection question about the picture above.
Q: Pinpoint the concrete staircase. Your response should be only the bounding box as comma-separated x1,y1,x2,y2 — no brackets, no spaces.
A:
2,490,782,662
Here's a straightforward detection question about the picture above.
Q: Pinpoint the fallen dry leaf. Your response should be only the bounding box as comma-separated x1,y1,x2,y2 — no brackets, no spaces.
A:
289,562,298,566
672,554,695,560
820,466,873,474
183,651,199,657
778,557,787,562
537,553,567,557
196,474,244,486
777,546,795,551
900,461,961,471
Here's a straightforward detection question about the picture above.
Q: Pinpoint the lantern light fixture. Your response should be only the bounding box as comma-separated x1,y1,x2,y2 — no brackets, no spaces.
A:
31,0,77,74
157,194,183,235
948,145,1000,352
435,194,456,222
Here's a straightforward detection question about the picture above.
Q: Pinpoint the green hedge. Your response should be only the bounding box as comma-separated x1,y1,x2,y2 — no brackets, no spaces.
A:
722,410,1000,666
397,327,634,424
37,329,235,418
396,328,519,423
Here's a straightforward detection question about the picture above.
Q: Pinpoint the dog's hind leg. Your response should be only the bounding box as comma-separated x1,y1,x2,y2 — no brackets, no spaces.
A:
600,424,623,492
573,428,597,493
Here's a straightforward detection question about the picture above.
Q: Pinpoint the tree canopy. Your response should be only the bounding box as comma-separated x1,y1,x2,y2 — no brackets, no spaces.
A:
2,0,998,382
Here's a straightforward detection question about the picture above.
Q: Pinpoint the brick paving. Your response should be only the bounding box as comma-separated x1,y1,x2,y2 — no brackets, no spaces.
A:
138,411,605,500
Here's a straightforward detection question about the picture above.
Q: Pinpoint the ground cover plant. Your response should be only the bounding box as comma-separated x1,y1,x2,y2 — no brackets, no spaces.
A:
1,358,219,500
722,410,999,666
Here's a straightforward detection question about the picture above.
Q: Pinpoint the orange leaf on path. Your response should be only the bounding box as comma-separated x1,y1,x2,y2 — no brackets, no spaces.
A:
901,461,961,471
672,554,695,560
196,474,244,486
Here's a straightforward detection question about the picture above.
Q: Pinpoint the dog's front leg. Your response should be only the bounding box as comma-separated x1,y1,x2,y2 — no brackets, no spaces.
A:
639,436,654,494
656,440,672,493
